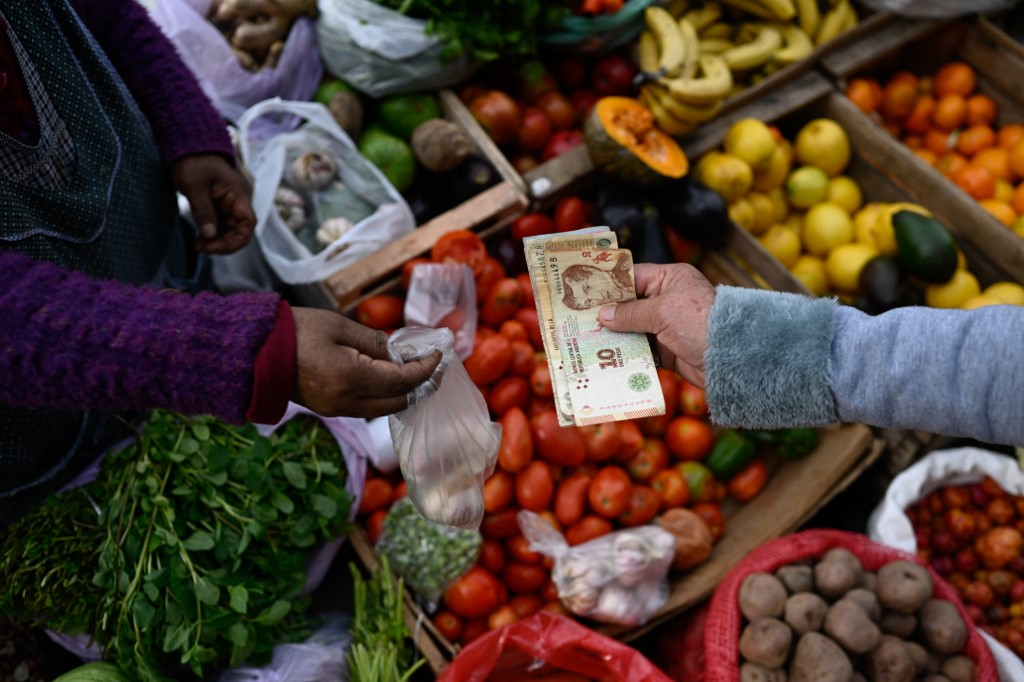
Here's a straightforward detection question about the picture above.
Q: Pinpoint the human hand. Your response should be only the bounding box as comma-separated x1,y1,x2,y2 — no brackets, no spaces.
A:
291,308,441,418
171,154,256,255
597,263,716,388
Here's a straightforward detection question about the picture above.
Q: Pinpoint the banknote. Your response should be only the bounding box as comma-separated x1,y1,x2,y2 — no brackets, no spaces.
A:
541,245,664,426
523,229,617,426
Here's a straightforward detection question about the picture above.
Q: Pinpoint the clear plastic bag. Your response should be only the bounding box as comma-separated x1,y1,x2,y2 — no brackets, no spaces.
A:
386,327,500,529
217,612,351,682
316,0,478,97
518,511,676,626
404,263,478,361
856,0,1018,18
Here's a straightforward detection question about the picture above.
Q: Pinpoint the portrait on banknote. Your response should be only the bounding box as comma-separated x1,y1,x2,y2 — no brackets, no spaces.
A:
559,251,635,311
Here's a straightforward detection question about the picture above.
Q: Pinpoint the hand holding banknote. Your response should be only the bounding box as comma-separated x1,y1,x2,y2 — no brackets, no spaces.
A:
596,263,717,389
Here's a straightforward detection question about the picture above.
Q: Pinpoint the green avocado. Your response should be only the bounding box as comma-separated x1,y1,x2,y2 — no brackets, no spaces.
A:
892,210,958,284
377,93,441,141
314,78,354,105
358,128,416,193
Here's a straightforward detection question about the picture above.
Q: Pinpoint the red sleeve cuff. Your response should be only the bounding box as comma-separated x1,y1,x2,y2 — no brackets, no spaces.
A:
246,300,297,424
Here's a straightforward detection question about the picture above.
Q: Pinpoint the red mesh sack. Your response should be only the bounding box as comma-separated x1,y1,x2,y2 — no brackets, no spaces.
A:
702,529,998,682
438,610,674,682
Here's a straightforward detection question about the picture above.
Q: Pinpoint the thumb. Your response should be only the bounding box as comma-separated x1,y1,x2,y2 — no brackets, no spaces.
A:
598,299,662,334
186,189,218,241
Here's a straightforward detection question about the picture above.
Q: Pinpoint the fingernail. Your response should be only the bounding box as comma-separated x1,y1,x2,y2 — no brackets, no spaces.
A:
598,304,616,324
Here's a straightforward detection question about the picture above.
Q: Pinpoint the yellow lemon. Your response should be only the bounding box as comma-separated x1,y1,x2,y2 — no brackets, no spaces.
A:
697,152,753,203
790,255,830,296
1012,215,1024,239
784,211,804,234
925,269,981,308
956,248,967,271
746,192,777,235
874,202,931,256
728,197,758,232
724,118,776,171
803,202,854,256
960,294,1003,310
825,242,878,292
785,165,830,209
826,176,864,215
751,144,792,192
766,187,790,223
759,225,802,268
794,118,851,176
853,202,887,248
983,281,1024,305
995,179,1015,203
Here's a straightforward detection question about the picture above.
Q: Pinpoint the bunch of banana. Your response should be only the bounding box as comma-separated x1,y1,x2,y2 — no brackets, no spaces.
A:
812,0,858,46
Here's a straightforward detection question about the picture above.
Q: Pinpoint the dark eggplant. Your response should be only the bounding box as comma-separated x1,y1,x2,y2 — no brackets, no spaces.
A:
651,176,730,247
441,155,500,207
490,232,528,276
595,187,673,264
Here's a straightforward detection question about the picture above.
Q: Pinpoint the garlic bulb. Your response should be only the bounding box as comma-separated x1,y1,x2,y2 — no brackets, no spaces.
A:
289,151,337,191
315,217,354,247
273,187,306,232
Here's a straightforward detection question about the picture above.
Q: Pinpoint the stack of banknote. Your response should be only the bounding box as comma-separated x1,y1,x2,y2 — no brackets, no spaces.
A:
523,228,665,427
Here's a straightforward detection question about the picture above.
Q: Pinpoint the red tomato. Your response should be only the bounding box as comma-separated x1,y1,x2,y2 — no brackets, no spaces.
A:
587,466,632,518
555,57,589,91
665,416,715,460
536,91,576,131
509,594,544,619
391,481,407,502
481,278,524,327
461,617,489,645
528,398,556,418
479,539,507,575
431,229,488,276
592,55,638,97
475,257,506,303
354,295,404,330
432,611,463,642
480,509,521,539
487,604,520,630
651,468,689,509
675,461,716,503
568,89,599,124
517,107,553,151
508,340,536,377
619,485,661,527
553,196,588,233
366,509,387,544
511,153,539,174
530,362,555,399
498,407,533,473
469,90,522,146
465,334,513,386
458,84,488,105
516,460,554,512
554,472,592,527
483,470,515,513
728,459,769,502
499,319,528,342
502,562,549,594
359,478,394,515
531,411,586,467
680,380,709,417
691,501,726,543
511,212,555,242
579,422,622,462
514,307,544,350
518,64,558,103
616,421,645,461
506,535,542,564
401,257,430,290
566,515,613,546
542,129,584,161
516,273,536,310
627,439,669,482
444,566,503,618
666,228,704,264
658,369,681,416
475,327,496,346
488,376,530,416
541,579,560,602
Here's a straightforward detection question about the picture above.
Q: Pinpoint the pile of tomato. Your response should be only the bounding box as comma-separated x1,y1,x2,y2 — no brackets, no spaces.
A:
352,216,774,647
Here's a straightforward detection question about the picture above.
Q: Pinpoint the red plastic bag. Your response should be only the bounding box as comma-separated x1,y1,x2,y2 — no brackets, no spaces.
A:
438,611,674,682
702,529,999,682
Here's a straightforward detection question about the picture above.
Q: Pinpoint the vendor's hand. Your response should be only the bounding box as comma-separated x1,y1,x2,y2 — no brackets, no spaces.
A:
597,263,716,388
171,154,256,255
291,308,441,418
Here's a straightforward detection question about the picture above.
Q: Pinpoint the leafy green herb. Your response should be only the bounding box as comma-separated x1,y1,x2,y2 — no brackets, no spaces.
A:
348,557,424,682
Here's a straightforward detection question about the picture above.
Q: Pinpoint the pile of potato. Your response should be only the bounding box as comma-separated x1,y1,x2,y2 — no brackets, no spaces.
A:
737,549,979,682
208,0,317,71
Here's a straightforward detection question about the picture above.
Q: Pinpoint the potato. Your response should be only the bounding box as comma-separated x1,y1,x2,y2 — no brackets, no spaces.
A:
785,592,828,635
741,662,788,682
844,588,881,622
814,548,863,599
940,654,977,682
851,674,867,682
411,119,472,173
922,676,953,682
740,573,789,620
880,610,917,638
789,631,853,682
777,564,814,594
327,92,364,141
860,571,878,592
824,598,881,654
905,641,928,673
920,599,968,656
877,560,933,614
660,508,714,570
740,617,793,669
865,635,917,682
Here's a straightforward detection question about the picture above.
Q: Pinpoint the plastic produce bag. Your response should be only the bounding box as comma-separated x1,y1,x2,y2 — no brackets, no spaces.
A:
316,0,477,97
152,0,323,125
438,610,675,682
404,263,478,361
867,447,1024,681
541,0,661,55
217,612,351,682
519,511,675,626
387,327,500,529
375,497,481,612
238,99,415,284
857,0,1018,18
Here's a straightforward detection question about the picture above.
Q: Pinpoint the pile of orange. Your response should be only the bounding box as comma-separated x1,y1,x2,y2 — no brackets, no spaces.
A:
845,62,1024,237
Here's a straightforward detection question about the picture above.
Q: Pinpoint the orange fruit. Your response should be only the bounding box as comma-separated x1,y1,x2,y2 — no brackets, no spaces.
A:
995,179,1014,202
913,148,938,166
965,94,997,126
932,94,967,131
972,147,1012,182
924,129,954,156
1012,183,1024,214
917,75,934,94
880,81,917,121
846,78,880,113
952,164,996,200
933,62,977,98
903,134,923,149
1009,139,1024,180
902,95,935,134
998,123,1024,150
888,71,919,91
882,119,902,137
980,199,1017,226
955,124,996,157
935,152,968,178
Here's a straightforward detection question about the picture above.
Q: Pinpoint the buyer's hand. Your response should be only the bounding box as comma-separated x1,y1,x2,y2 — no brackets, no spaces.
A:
171,154,256,255
598,263,716,388
291,308,441,418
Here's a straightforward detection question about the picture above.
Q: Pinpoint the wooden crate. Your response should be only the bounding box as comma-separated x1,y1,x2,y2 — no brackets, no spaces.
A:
977,11,1024,66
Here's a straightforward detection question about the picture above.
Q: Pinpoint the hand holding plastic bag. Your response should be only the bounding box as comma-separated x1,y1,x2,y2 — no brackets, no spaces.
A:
387,327,500,529
404,263,478,361
519,511,675,626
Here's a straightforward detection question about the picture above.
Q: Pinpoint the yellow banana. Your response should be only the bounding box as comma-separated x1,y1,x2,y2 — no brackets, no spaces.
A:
682,1,723,32
842,2,859,30
637,30,661,74
815,0,849,46
640,88,699,137
699,22,734,39
720,0,795,22
677,18,700,79
773,24,814,65
665,0,691,18
699,37,736,55
660,54,734,105
645,6,687,77
794,0,820,37
722,25,782,71
645,84,724,124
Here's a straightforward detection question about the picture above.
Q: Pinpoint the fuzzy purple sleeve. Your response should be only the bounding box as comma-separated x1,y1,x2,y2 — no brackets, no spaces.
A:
66,0,235,166
0,250,279,423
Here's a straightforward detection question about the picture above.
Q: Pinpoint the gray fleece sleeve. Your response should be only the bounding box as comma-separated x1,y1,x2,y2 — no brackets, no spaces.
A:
704,285,1024,447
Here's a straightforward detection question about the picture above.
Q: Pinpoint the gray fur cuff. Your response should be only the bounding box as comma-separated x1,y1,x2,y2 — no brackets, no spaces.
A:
704,286,839,429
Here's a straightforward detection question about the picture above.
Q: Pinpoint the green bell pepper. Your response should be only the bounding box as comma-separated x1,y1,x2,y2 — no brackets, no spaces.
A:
705,429,755,479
